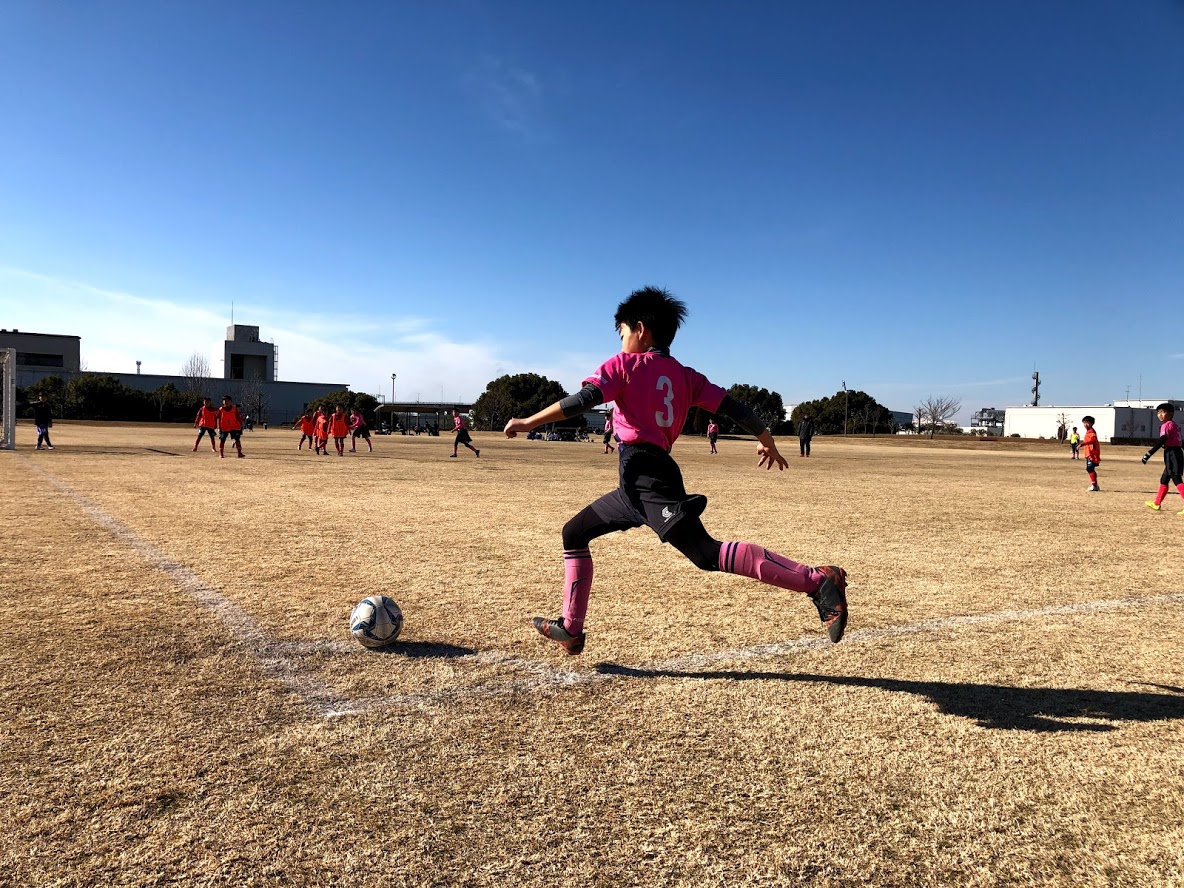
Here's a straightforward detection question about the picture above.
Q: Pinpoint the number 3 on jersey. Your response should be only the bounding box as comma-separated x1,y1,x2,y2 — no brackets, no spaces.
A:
655,375,675,428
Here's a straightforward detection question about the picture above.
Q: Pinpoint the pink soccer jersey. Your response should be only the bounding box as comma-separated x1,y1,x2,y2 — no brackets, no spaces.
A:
454,414,467,431
1161,420,1182,448
584,352,727,451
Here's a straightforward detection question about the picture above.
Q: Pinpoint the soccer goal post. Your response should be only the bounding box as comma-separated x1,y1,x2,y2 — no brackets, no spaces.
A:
0,348,15,450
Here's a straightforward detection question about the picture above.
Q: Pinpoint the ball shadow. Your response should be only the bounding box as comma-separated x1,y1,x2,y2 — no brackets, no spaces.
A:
373,641,476,659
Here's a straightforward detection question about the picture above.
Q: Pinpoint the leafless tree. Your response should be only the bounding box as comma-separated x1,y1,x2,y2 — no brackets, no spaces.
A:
181,352,213,399
1055,411,1070,444
916,396,962,438
235,373,269,426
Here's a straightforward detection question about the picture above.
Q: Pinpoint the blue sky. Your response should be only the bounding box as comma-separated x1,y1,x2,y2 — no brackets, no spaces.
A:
1,1,1181,418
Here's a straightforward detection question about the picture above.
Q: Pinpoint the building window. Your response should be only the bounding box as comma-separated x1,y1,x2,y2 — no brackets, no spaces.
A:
16,352,65,367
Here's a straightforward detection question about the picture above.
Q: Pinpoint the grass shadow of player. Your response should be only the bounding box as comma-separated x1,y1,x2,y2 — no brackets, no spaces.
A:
594,666,1184,732
374,640,475,659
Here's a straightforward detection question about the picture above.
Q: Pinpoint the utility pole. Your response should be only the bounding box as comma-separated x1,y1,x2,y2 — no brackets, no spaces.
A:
1031,370,1040,406
842,380,849,436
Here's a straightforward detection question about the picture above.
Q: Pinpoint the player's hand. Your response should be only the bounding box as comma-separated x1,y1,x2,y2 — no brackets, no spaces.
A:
503,418,530,438
1141,453,1150,464
757,441,787,471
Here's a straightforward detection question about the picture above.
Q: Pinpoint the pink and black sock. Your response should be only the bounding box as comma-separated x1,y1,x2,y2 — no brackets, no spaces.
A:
719,541,822,594
561,547,593,634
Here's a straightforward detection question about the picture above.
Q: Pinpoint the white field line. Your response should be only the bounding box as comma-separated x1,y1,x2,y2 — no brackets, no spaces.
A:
22,459,353,718
324,590,1184,718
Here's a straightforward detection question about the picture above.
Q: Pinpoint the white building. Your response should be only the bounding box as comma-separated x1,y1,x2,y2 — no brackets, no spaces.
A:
1003,403,1181,442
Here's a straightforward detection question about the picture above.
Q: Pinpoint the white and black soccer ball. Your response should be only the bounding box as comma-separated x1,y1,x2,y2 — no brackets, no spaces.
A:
349,595,403,649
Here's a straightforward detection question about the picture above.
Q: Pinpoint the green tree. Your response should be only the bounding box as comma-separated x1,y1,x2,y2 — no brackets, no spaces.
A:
67,375,150,421
792,390,895,436
149,383,194,422
724,384,786,434
471,373,568,431
305,390,379,421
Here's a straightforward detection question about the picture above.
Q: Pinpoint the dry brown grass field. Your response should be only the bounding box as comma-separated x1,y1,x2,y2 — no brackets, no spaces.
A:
3,423,1183,887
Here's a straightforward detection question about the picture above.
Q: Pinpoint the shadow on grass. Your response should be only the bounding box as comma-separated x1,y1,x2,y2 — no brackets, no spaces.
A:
373,641,476,659
594,665,1184,732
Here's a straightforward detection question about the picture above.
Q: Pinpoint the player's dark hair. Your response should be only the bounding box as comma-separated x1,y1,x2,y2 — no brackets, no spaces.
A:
614,286,687,349
1082,415,1095,424
1156,402,1174,416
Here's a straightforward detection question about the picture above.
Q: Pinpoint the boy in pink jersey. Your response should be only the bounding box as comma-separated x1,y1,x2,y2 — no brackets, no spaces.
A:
504,287,848,654
1142,403,1184,514
602,410,615,454
706,418,719,454
450,408,480,458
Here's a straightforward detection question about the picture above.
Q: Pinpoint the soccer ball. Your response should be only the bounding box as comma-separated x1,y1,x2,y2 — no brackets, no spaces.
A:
349,595,403,649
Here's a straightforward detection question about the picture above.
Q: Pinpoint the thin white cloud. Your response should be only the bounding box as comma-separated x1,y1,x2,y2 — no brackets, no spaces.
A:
0,266,589,402
468,55,547,138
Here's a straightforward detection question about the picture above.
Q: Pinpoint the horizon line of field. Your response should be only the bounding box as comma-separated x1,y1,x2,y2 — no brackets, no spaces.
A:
20,457,1184,721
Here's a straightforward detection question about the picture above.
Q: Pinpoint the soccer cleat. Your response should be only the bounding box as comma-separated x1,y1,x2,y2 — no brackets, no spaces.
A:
449,453,457,458
475,449,480,458
1087,485,1100,492
809,565,849,643
532,616,586,655
1146,502,1162,511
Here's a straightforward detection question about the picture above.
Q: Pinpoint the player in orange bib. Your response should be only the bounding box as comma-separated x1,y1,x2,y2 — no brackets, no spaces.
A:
295,412,316,451
313,408,329,455
193,397,219,453
328,404,351,456
218,394,246,459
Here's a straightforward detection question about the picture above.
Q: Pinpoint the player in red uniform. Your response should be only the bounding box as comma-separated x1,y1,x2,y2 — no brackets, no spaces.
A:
1081,416,1100,492
313,408,329,456
328,405,351,456
193,397,219,453
504,287,848,654
218,395,245,459
296,412,316,451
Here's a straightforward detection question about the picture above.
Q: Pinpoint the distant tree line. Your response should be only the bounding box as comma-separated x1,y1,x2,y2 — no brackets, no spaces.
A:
792,389,897,436
19,375,198,423
304,390,379,420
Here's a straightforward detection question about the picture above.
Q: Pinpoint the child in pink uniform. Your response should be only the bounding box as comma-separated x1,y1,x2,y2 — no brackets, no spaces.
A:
450,409,479,458
504,286,848,654
1142,403,1184,514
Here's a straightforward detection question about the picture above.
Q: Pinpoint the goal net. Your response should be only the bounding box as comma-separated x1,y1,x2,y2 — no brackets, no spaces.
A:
1,348,15,450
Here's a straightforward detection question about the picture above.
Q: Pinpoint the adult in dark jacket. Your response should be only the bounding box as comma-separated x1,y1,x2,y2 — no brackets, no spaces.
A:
798,414,814,457
32,393,54,450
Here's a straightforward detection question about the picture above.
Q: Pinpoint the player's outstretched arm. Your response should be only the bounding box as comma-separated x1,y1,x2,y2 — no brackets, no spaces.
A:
504,401,566,437
505,383,606,438
756,431,788,471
